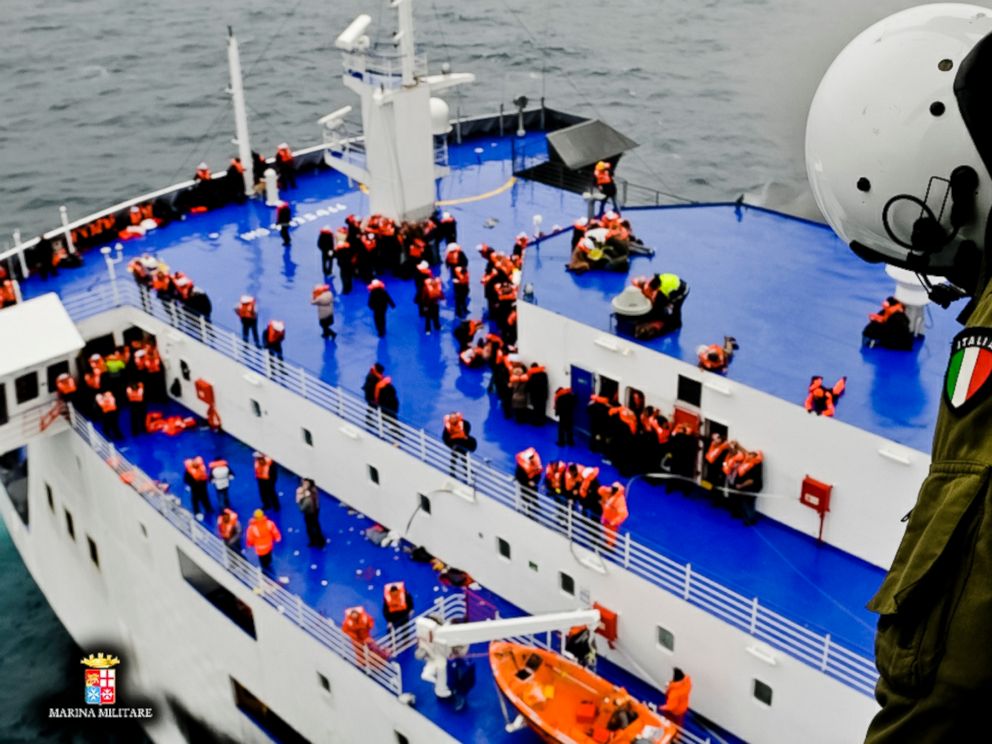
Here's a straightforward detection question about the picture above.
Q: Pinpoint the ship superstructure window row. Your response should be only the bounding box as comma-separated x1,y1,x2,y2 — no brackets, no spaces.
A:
177,548,256,639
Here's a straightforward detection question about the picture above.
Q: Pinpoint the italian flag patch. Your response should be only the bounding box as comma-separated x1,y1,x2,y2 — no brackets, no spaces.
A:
945,328,992,413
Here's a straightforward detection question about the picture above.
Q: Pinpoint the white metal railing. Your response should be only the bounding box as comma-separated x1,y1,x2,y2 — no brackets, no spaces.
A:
60,281,880,697
376,592,468,659
64,406,404,696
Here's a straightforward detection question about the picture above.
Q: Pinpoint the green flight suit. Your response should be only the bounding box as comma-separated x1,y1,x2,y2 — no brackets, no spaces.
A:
865,286,992,742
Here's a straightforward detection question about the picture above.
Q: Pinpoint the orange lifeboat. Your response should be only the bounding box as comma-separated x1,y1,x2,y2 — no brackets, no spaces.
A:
490,641,677,744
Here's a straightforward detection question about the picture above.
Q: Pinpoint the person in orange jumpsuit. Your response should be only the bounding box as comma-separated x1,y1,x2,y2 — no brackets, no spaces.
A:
599,482,629,549
245,509,281,573
341,606,377,664
660,667,692,727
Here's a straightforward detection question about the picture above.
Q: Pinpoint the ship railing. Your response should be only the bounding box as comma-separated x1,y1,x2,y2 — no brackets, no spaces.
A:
376,592,468,659
617,178,697,208
0,400,67,454
64,405,404,696
341,50,429,89
59,282,879,698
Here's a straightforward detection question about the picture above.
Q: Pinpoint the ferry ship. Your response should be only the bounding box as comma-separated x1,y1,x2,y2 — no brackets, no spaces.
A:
0,3,952,743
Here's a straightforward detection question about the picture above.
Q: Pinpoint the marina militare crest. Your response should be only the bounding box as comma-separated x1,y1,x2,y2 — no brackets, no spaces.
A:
81,653,119,705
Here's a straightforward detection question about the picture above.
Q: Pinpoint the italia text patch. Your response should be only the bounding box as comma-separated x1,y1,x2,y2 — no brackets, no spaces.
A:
945,328,992,413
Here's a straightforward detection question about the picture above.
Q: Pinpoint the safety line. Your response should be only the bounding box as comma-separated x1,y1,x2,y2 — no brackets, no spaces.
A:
437,176,517,206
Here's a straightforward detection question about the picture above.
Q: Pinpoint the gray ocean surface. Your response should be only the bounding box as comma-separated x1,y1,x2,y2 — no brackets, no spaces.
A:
0,0,926,739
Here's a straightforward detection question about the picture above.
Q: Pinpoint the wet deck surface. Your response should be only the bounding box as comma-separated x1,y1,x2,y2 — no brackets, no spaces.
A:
16,131,918,657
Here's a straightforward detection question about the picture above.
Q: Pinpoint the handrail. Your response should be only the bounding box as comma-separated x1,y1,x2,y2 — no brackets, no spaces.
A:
59,281,879,698
64,406,405,696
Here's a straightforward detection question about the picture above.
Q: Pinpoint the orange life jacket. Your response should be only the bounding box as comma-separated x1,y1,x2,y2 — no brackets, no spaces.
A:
453,266,469,286
445,247,464,267
217,509,239,539
246,516,281,556
383,582,409,613
609,406,638,435
126,383,144,403
424,277,443,302
869,299,906,323
84,370,101,390
662,676,692,716
96,392,116,413
515,447,542,479
173,272,194,300
600,485,629,527
312,284,330,301
56,374,77,395
184,457,208,482
195,167,211,181
444,413,467,441
699,344,727,371
151,272,172,293
736,451,763,478
578,467,600,499
144,349,162,374
276,146,293,163
722,451,744,477
373,376,392,405
705,439,729,464
266,322,285,344
408,239,425,260
595,166,613,187
544,461,565,492
254,457,273,480
230,158,245,174
342,607,374,641
236,297,257,320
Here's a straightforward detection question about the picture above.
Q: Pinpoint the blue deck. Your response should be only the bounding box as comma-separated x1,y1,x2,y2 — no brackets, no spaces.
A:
521,204,963,454
104,400,736,744
18,132,898,658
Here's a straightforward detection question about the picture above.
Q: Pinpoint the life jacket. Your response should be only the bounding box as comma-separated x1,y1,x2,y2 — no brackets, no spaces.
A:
424,277,443,302
737,451,763,478
209,459,231,488
453,266,469,286
361,233,377,253
869,298,906,323
589,394,609,408
663,677,692,716
444,413,467,442
84,370,102,390
276,203,292,223
460,347,484,366
254,456,273,480
563,468,580,494
276,146,293,163
195,166,211,182
609,406,638,435
578,467,600,499
368,279,385,292
184,457,208,482
56,374,77,395
144,349,162,374
127,258,149,281
96,392,117,413
235,297,257,321
0,279,14,305
408,238,425,260
126,383,144,403
217,509,239,539
544,461,566,493
312,284,331,301
699,344,727,371
373,376,392,405
246,515,280,556
594,163,613,187
554,387,573,404
172,272,194,300
515,447,542,480
89,354,107,373
342,607,373,640
654,418,671,444
266,321,285,344
705,439,730,464
445,244,464,267
600,485,629,527
722,451,744,477
383,582,409,613
151,271,172,293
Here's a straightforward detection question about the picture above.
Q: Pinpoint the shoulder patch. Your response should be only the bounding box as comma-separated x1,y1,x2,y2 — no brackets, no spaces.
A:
945,327,992,414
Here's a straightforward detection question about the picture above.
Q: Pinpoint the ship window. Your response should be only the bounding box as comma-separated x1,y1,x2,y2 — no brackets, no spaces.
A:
46,360,70,393
318,672,331,694
419,493,431,514
250,399,262,418
231,677,307,744
64,508,75,540
139,522,147,538
656,626,675,652
178,548,256,639
180,360,190,381
497,537,511,560
46,483,54,512
302,427,313,446
625,386,645,413
559,571,575,596
87,536,100,568
368,465,380,485
14,372,39,404
529,560,539,572
753,679,773,707
676,375,701,407
395,733,410,744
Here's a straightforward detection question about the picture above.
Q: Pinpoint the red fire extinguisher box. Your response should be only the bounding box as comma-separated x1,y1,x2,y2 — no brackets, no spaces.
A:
800,475,832,542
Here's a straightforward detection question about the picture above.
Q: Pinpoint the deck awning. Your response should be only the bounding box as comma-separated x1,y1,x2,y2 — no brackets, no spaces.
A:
546,119,638,170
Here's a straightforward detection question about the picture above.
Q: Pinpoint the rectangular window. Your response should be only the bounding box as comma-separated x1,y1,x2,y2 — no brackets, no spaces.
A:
87,536,100,568
250,399,262,418
46,360,70,393
753,679,773,707
656,626,675,652
497,537,511,560
528,561,539,572
231,677,308,744
178,548,256,638
368,465,379,485
395,733,410,744
676,375,702,408
559,572,575,596
14,372,39,404
64,508,75,540
318,672,331,694
0,383,7,425
418,493,431,514
302,428,313,446
139,522,147,538
46,483,54,512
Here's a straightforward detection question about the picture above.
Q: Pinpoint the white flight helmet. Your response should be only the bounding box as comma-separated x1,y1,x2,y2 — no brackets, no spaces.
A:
806,4,992,296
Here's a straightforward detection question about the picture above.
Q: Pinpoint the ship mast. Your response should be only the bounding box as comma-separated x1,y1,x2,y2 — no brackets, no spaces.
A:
326,0,474,221
227,27,255,197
